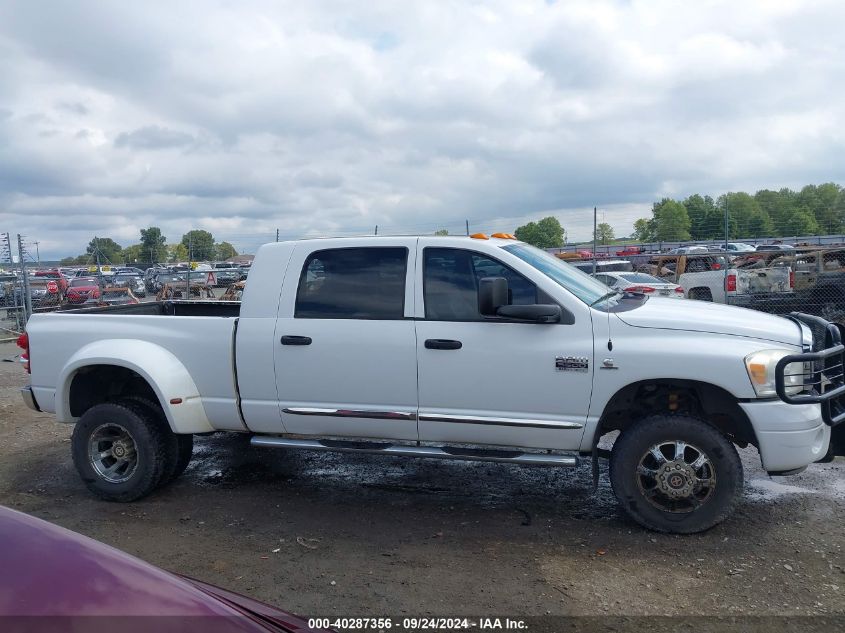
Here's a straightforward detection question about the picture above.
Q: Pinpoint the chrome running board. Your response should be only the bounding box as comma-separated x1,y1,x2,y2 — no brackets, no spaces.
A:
250,436,578,467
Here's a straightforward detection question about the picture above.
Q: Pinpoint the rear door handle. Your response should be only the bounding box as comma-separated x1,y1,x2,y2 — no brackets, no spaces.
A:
424,339,462,350
281,335,312,346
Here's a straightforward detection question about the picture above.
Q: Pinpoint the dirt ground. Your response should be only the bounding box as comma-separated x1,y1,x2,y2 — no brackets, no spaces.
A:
1,341,843,624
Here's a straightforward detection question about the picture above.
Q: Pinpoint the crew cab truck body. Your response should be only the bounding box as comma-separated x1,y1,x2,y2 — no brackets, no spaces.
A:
20,236,843,533
641,253,794,308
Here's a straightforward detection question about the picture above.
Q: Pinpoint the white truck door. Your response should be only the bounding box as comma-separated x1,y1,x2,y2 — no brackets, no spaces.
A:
272,240,419,441
414,246,592,451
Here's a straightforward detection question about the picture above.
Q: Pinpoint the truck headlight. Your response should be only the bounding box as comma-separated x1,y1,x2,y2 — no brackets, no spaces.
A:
744,349,805,398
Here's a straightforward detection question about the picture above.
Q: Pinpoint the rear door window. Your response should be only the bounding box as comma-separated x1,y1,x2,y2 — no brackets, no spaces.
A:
295,247,408,319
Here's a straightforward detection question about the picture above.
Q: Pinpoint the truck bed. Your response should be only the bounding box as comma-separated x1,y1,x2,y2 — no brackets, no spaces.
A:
26,301,242,430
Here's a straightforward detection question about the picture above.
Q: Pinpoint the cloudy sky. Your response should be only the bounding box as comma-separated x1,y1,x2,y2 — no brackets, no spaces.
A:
1,0,843,259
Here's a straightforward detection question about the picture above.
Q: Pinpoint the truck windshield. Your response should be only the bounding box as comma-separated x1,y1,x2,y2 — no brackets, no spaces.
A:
501,243,614,305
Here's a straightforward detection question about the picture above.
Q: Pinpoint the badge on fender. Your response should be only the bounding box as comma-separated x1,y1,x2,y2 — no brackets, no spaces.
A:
555,356,589,372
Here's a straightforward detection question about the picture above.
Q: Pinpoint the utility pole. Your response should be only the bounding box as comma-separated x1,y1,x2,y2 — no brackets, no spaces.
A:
0,233,11,266
17,234,32,323
374,225,378,236
724,196,729,252
276,228,279,242
33,241,40,265
185,233,193,299
592,206,598,275
1,234,18,329
93,236,105,299
465,219,469,236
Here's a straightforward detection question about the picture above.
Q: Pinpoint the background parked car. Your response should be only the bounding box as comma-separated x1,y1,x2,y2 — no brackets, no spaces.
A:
725,242,757,253
592,271,685,298
66,277,101,304
572,259,633,274
112,273,147,298
0,272,18,306
756,243,795,252
14,278,62,309
33,269,69,294
211,267,241,286
667,245,709,255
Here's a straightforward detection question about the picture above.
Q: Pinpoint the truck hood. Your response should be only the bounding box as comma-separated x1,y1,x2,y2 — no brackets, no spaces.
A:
615,297,801,346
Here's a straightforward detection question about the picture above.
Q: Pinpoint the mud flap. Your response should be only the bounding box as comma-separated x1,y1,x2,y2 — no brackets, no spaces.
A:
831,424,845,458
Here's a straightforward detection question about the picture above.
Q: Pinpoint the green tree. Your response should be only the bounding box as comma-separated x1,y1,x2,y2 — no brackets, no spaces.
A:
632,218,656,242
60,256,76,266
181,230,215,260
683,194,720,240
215,241,238,260
140,226,168,262
434,229,449,236
835,190,845,231
720,192,772,238
782,208,819,236
798,183,841,233
122,244,143,263
594,222,614,245
755,189,794,237
168,243,189,262
513,216,565,248
652,198,691,241
86,237,123,263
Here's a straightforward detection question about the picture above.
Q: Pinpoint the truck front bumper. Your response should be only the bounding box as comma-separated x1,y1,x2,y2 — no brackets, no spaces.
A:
739,400,829,472
21,386,41,412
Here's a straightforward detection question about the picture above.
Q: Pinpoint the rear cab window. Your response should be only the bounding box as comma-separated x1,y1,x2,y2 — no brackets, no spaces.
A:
295,247,408,319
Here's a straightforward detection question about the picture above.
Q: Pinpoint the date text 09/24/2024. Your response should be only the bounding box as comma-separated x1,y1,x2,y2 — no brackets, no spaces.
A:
306,617,527,630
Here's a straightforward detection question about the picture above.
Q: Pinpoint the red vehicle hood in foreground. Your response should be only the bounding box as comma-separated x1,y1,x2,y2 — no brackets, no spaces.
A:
0,506,325,632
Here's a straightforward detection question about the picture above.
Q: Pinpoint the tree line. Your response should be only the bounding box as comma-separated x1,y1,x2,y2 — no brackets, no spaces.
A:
507,182,845,250
60,228,238,266
633,183,845,243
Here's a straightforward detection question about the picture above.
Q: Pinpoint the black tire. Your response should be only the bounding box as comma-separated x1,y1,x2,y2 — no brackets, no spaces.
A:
689,288,713,302
71,402,169,502
609,414,743,534
122,396,193,484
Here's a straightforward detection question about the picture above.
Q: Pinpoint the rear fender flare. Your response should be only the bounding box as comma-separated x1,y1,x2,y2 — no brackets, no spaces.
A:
57,339,214,434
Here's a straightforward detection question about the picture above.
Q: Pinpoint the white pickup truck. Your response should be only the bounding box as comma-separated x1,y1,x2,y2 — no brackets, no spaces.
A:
641,253,794,307
19,236,844,533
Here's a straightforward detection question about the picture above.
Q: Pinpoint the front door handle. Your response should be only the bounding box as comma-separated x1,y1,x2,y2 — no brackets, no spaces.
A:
281,335,312,346
424,339,462,350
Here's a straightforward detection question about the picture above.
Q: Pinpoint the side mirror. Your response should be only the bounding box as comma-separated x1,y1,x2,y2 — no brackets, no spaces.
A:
478,276,561,323
497,304,561,323
479,277,508,316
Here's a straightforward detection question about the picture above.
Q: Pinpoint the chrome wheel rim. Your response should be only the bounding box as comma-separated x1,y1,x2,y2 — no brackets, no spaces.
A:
88,423,138,484
636,440,716,513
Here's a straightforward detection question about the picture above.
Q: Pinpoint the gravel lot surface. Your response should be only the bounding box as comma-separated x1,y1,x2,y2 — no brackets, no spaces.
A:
1,341,843,626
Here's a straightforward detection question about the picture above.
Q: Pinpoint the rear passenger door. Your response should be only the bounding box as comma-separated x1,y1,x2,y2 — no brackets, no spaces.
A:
273,241,420,441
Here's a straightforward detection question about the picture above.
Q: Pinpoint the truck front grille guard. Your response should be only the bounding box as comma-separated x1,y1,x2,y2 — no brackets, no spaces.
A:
776,312,845,427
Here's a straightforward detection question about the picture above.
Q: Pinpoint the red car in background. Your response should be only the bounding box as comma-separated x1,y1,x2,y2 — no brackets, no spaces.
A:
34,269,69,294
65,276,101,304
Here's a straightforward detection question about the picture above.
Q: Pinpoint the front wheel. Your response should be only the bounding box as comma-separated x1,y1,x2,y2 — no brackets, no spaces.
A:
609,414,743,534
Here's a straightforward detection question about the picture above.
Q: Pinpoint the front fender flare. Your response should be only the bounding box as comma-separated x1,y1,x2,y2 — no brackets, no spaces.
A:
57,339,214,434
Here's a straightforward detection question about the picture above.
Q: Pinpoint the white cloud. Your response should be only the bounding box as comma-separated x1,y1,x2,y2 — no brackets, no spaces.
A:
0,0,843,258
